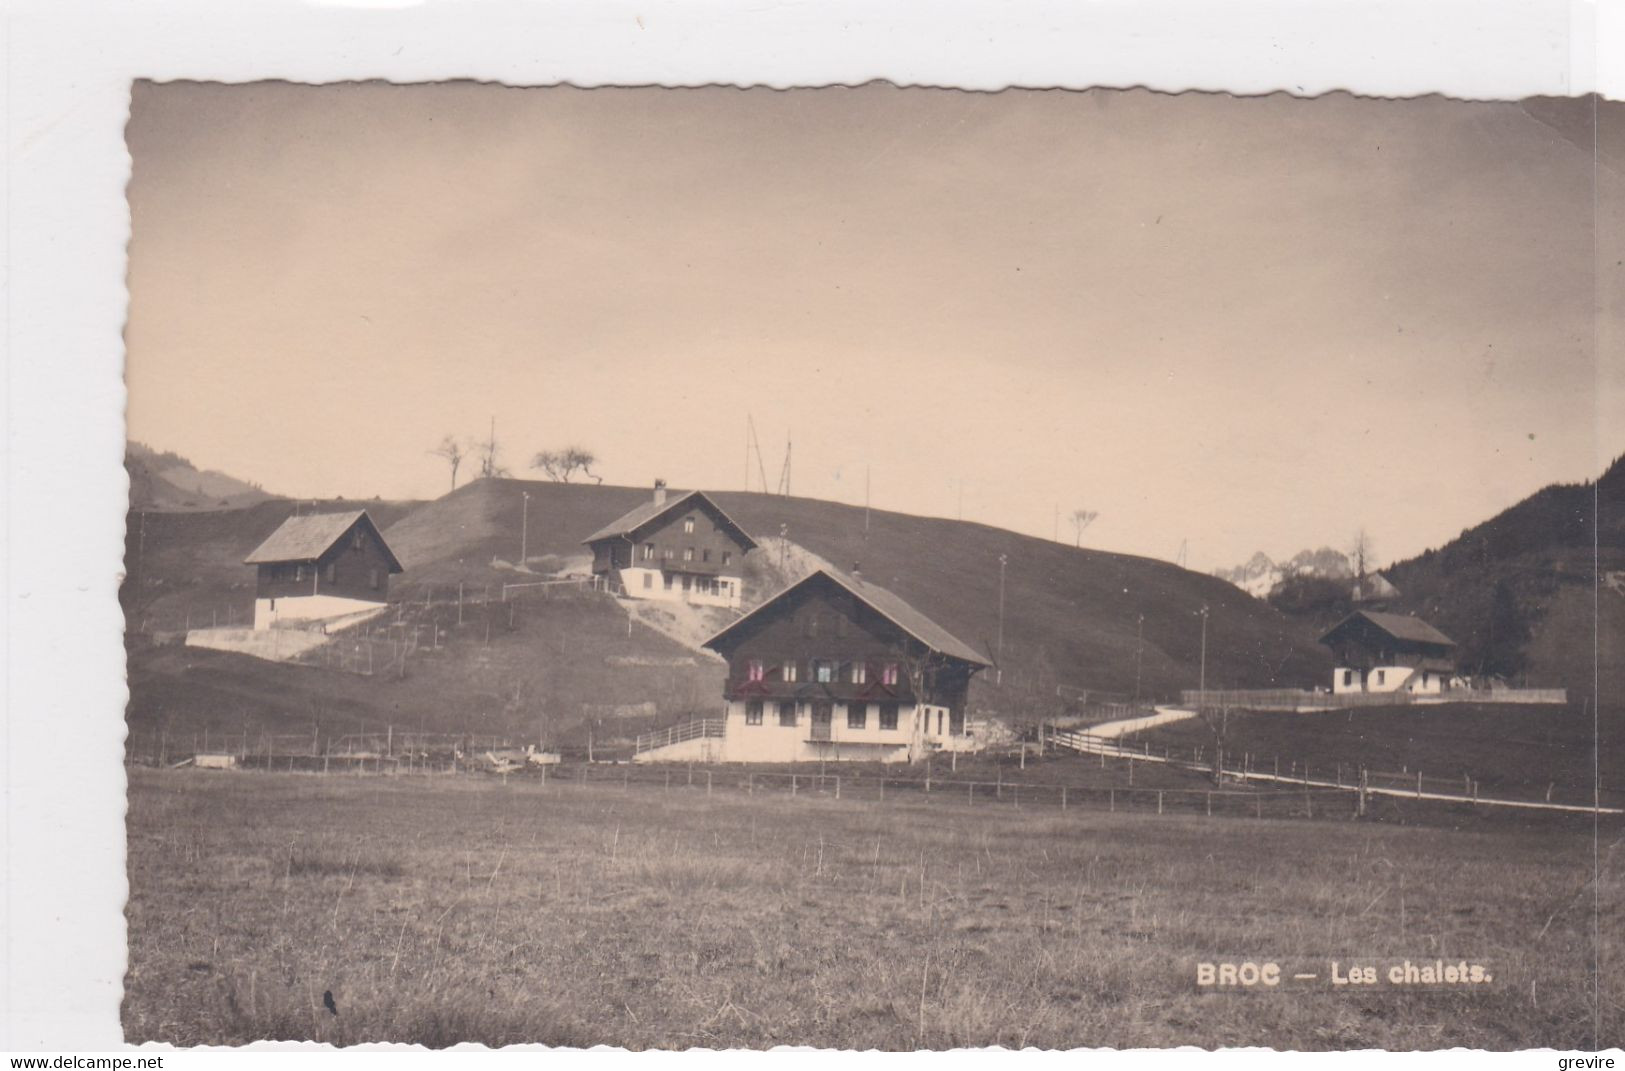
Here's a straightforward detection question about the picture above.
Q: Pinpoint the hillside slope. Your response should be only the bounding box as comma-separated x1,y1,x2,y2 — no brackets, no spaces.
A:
124,498,421,631
1379,454,1625,704
126,441,276,511
381,478,1330,700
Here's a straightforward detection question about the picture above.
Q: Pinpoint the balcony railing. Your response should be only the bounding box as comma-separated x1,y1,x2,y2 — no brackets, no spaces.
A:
655,556,724,575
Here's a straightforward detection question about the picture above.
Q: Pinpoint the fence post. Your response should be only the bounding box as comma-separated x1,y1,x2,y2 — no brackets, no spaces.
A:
1109,788,1115,812
835,776,841,800
1061,786,1067,812
706,771,712,796
1416,770,1422,799
792,774,798,797
1128,759,1133,786
1157,791,1163,815
748,773,754,796
968,781,974,805
1206,791,1211,816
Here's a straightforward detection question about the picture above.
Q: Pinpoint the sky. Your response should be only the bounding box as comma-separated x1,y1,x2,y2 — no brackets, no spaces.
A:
124,83,1625,573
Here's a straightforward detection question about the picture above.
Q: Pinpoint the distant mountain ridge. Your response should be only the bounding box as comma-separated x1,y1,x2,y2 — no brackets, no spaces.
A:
1214,546,1353,598
126,441,274,511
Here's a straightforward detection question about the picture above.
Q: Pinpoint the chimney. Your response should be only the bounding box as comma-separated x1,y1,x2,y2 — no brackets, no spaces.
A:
653,479,667,507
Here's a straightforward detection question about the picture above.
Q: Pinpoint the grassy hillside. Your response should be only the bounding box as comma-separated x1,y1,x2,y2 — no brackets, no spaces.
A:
381,478,1330,701
126,441,277,512
126,589,723,752
124,498,420,631
1378,453,1625,705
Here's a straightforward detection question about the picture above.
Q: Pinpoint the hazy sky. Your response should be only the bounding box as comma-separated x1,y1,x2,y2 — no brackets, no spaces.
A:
125,83,1624,572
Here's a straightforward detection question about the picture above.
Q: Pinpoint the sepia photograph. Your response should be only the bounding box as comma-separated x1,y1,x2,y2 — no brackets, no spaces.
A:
110,78,1623,1051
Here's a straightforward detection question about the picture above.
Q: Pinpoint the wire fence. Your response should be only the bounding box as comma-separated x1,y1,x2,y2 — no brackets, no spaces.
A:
1049,728,1623,815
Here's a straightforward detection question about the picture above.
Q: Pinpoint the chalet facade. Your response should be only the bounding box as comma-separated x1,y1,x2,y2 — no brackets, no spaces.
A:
582,481,757,609
244,510,403,630
699,568,991,763
1319,610,1456,695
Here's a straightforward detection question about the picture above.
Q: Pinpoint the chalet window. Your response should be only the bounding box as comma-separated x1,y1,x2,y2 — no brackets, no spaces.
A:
879,703,899,730
778,701,796,726
681,576,692,592
1375,670,1386,685
684,517,695,534
324,563,337,583
642,574,652,589
937,710,944,735
684,547,694,561
643,543,655,560
662,547,673,559
815,660,834,683
722,551,732,566
351,530,364,550
663,574,674,590
847,702,867,729
368,568,381,591
782,661,799,683
882,662,900,686
702,548,711,563
851,663,867,685
745,701,764,726
295,565,308,582
747,659,764,682
1342,670,1353,686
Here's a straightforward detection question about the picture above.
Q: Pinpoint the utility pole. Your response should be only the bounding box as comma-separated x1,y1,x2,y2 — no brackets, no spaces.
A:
520,490,530,567
864,465,871,536
996,553,1008,684
1198,603,1210,712
1134,613,1145,703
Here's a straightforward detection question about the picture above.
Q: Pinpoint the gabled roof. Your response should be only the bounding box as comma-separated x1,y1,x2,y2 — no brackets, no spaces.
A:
704,567,992,668
1319,609,1454,648
244,510,403,572
581,490,759,550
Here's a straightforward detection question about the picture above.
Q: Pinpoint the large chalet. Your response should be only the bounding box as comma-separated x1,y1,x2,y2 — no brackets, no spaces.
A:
243,510,403,630
1319,610,1456,695
582,481,758,609
700,567,991,763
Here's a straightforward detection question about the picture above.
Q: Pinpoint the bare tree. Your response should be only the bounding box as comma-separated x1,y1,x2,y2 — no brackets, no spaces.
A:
428,435,467,491
1349,527,1375,581
1070,509,1099,547
531,445,602,484
475,418,508,479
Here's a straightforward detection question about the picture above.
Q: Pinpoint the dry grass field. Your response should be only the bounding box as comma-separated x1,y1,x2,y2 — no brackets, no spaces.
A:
124,767,1622,1050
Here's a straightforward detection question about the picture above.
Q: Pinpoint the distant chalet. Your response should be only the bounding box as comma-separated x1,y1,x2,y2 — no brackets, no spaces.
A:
1319,610,1456,696
582,481,758,609
700,567,991,763
244,510,403,630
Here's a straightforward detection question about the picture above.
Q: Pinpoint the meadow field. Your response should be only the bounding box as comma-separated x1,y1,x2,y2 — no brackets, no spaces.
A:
124,767,1621,1050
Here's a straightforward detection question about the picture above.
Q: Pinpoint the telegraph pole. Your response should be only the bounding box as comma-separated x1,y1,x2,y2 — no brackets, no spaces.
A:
1198,604,1210,712
520,491,530,567
1134,613,1145,704
996,553,1008,684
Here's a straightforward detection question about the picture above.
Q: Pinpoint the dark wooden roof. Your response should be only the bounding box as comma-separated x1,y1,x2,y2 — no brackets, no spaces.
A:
244,510,403,572
581,490,759,550
704,566,991,668
1319,610,1455,648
